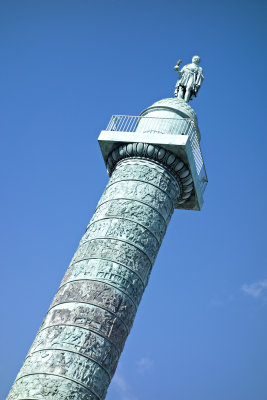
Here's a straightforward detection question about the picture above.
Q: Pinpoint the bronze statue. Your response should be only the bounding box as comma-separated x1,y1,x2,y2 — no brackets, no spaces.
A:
174,56,204,102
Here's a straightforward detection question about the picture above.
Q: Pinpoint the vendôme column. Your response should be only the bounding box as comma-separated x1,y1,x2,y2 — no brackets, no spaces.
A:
7,58,207,400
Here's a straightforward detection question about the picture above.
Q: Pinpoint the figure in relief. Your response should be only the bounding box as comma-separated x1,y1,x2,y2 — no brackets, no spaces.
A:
174,56,204,102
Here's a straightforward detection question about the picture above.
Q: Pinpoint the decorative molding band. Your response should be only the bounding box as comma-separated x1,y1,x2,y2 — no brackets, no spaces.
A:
107,142,194,205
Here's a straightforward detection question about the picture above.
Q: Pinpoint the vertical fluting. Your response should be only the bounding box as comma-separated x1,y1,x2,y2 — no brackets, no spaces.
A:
7,154,181,400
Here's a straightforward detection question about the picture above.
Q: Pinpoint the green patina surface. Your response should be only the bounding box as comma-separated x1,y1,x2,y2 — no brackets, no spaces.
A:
7,93,203,400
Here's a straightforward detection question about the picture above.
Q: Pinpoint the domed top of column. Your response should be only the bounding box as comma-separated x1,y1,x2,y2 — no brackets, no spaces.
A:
139,97,201,141
142,97,196,118
140,97,197,120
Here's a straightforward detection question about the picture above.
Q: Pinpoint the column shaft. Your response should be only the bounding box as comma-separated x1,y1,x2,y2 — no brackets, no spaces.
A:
7,156,180,400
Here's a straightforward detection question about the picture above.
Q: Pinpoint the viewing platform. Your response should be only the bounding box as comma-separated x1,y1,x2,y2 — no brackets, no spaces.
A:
99,114,208,210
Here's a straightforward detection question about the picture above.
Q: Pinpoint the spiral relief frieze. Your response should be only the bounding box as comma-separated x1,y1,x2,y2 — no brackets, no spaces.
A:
106,143,194,205
7,152,180,400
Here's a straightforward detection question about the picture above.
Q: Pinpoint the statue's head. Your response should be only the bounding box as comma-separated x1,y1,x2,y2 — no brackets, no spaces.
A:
192,55,200,65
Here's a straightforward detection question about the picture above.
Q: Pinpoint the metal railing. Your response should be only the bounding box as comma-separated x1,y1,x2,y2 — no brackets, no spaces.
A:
107,114,196,136
106,115,208,193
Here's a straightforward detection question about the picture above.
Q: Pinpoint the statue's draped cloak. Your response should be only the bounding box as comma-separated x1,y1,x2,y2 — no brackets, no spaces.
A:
176,63,204,98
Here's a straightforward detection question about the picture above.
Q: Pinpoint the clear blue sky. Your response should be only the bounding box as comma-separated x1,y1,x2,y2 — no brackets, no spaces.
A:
1,1,267,399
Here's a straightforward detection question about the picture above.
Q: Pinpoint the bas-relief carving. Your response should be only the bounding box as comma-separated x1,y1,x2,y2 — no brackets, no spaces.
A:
29,325,118,376
71,238,151,285
50,280,136,330
98,180,174,222
109,160,179,199
89,199,167,240
7,374,98,400
17,350,109,398
60,259,144,307
41,303,128,350
81,218,159,261
7,157,179,399
105,145,194,206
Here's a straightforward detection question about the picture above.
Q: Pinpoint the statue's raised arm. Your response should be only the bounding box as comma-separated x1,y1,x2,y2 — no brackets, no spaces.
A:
174,55,204,103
